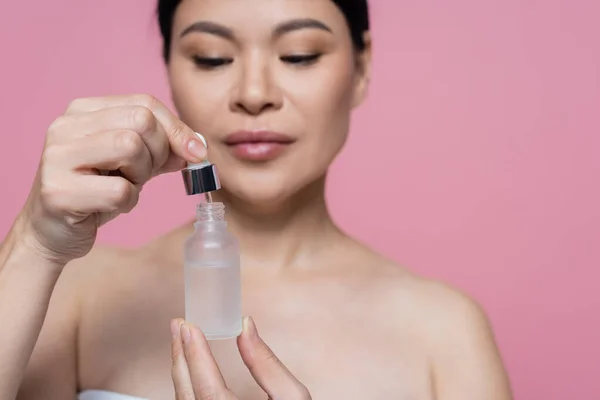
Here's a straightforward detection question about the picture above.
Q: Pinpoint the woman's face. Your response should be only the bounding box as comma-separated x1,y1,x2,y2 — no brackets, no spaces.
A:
167,0,370,206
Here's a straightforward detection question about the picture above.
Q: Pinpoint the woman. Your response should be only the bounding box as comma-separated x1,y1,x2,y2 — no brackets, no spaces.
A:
0,0,513,399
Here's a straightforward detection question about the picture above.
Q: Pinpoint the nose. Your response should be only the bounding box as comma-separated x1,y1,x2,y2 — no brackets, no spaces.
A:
230,53,283,116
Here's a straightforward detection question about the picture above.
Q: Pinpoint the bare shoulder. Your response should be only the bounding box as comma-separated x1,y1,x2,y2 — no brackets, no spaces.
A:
45,244,139,311
404,276,497,338
17,244,134,400
416,278,513,399
370,262,514,400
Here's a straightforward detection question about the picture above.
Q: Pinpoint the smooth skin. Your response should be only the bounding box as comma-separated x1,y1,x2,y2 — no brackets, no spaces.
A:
0,0,513,399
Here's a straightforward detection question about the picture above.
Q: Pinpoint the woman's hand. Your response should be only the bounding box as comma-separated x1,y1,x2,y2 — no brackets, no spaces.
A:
15,94,207,266
171,317,312,400
0,94,206,399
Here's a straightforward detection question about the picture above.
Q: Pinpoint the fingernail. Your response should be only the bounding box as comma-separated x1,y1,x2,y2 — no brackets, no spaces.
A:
194,132,208,147
188,139,207,161
181,323,192,343
243,316,258,340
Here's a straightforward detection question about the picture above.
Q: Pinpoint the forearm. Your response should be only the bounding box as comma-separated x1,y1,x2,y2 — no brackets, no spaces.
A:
0,225,64,399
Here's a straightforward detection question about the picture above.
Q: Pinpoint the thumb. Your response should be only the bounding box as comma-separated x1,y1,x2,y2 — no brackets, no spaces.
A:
156,131,208,175
237,317,311,399
131,95,207,164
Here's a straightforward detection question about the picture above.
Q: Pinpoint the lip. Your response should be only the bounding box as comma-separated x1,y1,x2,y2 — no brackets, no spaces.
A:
223,130,295,161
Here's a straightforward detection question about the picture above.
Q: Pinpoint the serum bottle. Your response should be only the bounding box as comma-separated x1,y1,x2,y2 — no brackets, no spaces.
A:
181,135,242,339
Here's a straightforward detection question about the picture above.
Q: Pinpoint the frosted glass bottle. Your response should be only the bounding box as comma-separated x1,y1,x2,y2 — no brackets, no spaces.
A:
183,201,242,340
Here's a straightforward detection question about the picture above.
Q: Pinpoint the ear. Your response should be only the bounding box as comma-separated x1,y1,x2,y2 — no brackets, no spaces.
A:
351,31,373,109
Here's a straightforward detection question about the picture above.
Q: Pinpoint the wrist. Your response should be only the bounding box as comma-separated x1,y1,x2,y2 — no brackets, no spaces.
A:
1,215,66,274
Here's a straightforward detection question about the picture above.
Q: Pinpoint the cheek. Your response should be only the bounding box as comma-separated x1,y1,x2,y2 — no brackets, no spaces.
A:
286,56,356,115
286,57,356,159
168,63,229,140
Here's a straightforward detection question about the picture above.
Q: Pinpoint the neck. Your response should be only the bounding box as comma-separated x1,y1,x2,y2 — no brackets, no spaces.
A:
220,176,342,268
182,176,343,269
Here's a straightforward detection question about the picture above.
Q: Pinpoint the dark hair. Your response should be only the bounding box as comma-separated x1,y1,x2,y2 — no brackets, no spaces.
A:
157,0,370,62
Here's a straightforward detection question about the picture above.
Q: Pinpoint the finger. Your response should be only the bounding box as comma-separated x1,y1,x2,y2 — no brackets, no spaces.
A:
63,94,207,163
55,130,153,185
237,317,311,399
154,131,206,175
49,106,172,170
180,322,230,399
42,174,140,218
49,105,160,142
171,319,196,400
154,153,187,176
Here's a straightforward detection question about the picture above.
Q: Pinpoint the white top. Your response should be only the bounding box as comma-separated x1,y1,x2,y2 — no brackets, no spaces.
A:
78,390,147,400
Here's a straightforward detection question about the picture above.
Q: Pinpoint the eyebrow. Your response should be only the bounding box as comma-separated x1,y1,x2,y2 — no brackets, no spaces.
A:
179,18,332,41
273,18,332,37
180,21,234,40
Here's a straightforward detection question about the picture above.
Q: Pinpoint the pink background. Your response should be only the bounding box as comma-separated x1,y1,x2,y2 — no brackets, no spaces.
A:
1,1,598,398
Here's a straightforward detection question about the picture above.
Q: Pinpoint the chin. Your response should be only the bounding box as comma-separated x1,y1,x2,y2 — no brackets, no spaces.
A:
221,176,294,207
216,168,320,212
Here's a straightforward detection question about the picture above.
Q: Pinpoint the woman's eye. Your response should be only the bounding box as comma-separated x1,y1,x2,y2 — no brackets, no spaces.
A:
280,53,322,65
192,56,233,68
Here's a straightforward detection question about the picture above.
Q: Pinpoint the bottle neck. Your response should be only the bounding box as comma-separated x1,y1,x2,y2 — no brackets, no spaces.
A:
195,201,226,226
